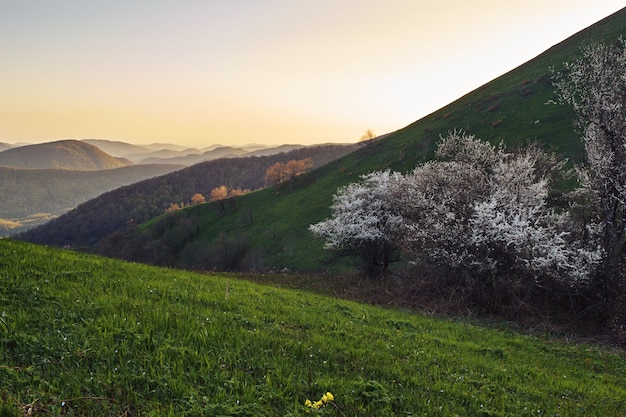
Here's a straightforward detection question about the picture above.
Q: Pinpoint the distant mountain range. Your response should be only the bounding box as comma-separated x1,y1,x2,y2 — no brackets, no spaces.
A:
0,140,183,235
82,139,308,166
0,164,184,236
17,143,359,247
0,139,314,168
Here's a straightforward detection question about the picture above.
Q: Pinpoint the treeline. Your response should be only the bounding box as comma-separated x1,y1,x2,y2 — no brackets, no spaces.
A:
18,144,357,248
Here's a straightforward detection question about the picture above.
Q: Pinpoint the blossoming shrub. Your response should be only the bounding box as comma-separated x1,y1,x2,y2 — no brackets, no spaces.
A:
398,133,603,302
312,131,604,308
553,38,626,316
309,170,405,278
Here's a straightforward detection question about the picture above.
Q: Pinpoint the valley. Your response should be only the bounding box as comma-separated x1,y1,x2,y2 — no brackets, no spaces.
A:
0,140,351,236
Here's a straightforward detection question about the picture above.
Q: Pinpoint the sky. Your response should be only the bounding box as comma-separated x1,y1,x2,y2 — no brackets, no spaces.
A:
1,1,624,148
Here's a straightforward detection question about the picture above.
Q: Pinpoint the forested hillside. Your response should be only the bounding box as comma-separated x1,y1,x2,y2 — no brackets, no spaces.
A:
18,143,357,248
0,164,183,235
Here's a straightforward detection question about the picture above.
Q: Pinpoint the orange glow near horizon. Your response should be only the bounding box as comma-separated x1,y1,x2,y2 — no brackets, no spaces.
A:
0,1,623,148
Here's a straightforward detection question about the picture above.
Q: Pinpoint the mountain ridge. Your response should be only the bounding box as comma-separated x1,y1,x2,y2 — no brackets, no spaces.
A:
0,139,132,170
0,142,13,152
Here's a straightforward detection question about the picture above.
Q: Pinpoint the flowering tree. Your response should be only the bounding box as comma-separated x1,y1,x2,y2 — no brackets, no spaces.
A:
265,158,314,188
393,132,496,269
209,185,229,202
399,133,601,287
309,170,405,278
468,150,602,286
553,38,626,296
190,193,206,205
285,158,313,181
313,131,602,291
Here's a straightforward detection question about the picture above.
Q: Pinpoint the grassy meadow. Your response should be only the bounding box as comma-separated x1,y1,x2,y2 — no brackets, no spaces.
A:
1,239,625,416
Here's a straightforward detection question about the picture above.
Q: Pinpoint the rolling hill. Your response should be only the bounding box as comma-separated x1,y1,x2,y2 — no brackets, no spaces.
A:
137,144,311,165
71,8,625,274
82,139,204,164
0,139,133,170
81,139,150,158
18,143,358,248
138,145,252,165
0,164,184,236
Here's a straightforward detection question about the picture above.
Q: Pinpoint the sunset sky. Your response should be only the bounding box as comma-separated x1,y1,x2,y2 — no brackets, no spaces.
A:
1,1,624,147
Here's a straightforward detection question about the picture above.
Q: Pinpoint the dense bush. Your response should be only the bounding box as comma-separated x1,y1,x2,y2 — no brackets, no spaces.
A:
311,132,605,313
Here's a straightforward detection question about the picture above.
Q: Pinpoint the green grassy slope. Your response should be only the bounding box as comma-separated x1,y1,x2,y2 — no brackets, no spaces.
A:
113,9,626,273
1,239,624,416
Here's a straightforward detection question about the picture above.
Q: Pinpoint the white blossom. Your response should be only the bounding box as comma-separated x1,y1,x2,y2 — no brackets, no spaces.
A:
309,170,404,276
553,38,626,288
312,131,603,284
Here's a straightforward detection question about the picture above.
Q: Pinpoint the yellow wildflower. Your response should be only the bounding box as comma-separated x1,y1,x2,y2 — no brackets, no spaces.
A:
305,391,336,412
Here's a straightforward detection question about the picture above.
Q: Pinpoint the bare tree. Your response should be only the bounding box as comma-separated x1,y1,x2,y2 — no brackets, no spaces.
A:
359,129,376,142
